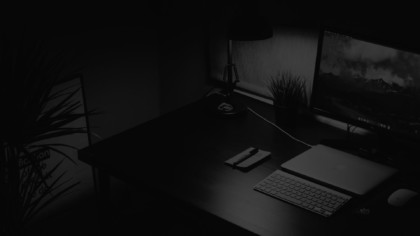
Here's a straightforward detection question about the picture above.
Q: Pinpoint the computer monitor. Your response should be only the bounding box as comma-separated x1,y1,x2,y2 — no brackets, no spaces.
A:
311,27,420,150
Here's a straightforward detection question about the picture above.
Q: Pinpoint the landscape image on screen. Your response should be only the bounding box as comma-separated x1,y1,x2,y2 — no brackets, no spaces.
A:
314,31,420,138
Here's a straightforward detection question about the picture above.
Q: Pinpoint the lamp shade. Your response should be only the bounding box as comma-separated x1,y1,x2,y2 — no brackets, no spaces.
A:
228,15,273,41
227,0,273,41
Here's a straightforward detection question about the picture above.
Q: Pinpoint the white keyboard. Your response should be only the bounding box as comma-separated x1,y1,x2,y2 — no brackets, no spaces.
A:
254,170,352,217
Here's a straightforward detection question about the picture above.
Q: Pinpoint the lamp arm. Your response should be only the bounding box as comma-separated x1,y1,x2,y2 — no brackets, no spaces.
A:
226,39,240,96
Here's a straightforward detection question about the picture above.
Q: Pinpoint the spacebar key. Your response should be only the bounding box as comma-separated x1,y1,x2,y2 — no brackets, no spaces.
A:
277,193,302,206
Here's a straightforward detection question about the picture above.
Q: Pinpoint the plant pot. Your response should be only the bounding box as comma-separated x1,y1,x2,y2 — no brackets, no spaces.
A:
274,106,299,127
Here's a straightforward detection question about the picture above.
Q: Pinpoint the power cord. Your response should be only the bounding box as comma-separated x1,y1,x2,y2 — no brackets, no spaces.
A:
247,107,313,148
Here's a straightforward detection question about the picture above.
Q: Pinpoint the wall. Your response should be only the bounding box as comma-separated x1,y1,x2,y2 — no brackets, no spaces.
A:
157,0,211,114
78,25,161,143
16,2,211,141
13,6,162,144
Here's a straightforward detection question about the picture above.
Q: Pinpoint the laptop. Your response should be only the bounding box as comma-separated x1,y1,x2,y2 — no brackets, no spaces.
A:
281,144,398,195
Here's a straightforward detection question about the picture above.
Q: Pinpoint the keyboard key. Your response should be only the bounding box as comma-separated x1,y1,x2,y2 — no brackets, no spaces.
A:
254,170,352,217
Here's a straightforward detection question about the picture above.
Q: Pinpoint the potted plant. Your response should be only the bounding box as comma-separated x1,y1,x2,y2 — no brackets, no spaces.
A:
0,36,95,235
268,71,308,126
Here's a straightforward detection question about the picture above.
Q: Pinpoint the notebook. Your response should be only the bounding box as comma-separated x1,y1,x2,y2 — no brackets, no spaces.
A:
281,144,398,195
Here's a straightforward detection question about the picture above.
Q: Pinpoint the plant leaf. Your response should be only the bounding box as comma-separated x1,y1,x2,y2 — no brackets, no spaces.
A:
23,169,68,221
21,159,64,215
25,178,79,224
29,144,78,165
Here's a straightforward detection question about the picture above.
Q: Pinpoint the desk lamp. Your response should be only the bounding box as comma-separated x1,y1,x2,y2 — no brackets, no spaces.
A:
215,3,273,116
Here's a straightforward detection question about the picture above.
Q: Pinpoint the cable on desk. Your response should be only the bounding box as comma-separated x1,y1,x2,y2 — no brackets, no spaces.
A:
247,107,313,148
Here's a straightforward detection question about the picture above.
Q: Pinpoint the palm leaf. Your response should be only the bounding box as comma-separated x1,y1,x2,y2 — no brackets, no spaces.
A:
26,181,80,224
46,84,80,104
29,116,86,141
19,163,40,210
38,87,81,122
29,129,88,146
24,171,73,223
18,146,50,191
24,168,67,214
21,159,64,214
29,143,79,151
29,144,79,166
24,169,79,224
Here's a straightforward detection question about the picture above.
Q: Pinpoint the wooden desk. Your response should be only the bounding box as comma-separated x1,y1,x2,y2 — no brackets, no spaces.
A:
79,94,418,236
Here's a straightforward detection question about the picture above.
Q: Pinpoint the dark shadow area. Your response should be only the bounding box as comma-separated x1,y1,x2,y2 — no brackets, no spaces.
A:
28,179,255,236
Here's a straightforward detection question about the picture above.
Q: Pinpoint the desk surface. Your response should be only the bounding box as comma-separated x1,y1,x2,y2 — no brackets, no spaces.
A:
79,94,420,236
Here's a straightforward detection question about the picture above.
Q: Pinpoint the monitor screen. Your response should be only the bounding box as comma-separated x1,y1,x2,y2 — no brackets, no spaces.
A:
311,28,420,142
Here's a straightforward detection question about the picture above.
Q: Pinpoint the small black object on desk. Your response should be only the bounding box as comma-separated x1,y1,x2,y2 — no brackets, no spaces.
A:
233,147,259,166
224,147,271,171
203,91,247,117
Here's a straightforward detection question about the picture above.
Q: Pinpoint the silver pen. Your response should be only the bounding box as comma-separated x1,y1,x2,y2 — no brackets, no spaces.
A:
233,147,259,167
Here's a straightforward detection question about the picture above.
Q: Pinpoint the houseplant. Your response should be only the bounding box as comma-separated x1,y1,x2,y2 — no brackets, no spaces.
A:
268,71,308,125
0,36,94,235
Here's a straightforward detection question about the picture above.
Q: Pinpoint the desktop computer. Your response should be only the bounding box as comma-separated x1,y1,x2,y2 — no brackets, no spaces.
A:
255,25,420,217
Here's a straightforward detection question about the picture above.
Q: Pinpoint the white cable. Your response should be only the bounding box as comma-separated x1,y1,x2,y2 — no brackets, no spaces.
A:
247,107,313,148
